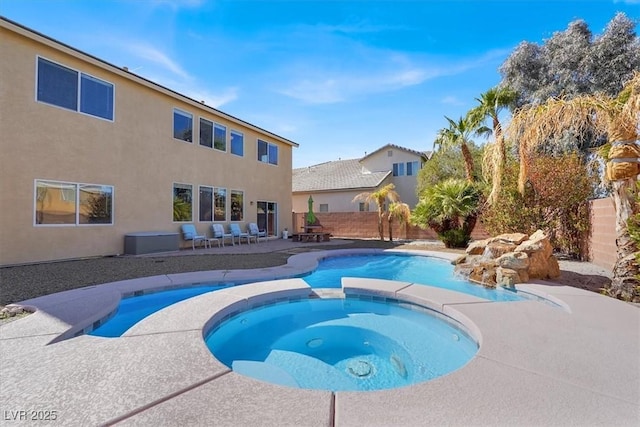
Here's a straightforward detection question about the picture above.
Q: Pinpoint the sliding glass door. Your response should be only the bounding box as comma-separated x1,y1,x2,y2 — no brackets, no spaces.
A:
257,201,277,237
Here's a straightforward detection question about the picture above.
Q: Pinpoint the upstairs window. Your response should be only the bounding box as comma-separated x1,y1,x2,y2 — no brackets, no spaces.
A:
214,124,227,151
231,130,244,156
37,57,114,120
173,109,193,142
406,161,421,176
392,162,405,176
199,118,213,148
319,203,329,212
258,139,278,165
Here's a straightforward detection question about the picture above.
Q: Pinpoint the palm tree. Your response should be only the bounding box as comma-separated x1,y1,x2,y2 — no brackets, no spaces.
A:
388,201,411,242
434,114,490,182
507,72,640,301
411,179,481,248
469,86,518,205
352,183,399,241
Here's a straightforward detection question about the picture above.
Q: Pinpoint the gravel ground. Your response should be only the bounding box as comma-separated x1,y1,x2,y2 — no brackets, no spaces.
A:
0,239,612,306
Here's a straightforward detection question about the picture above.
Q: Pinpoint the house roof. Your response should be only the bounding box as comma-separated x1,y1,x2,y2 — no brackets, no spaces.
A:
360,143,431,162
293,159,391,193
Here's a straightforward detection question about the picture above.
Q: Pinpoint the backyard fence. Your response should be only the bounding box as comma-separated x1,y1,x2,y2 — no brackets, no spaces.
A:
292,197,618,270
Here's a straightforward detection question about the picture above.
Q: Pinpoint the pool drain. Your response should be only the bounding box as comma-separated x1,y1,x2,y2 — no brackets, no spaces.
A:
347,360,373,378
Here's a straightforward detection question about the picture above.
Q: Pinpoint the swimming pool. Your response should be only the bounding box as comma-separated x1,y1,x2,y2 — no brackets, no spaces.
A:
205,296,478,391
90,253,521,338
302,254,523,302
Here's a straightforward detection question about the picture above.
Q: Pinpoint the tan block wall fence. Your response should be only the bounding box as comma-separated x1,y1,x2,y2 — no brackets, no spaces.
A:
292,212,489,242
293,197,619,271
588,198,617,270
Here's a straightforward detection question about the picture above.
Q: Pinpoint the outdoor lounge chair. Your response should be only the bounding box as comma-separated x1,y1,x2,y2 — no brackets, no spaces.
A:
247,222,267,243
229,223,251,245
211,224,234,246
181,224,208,250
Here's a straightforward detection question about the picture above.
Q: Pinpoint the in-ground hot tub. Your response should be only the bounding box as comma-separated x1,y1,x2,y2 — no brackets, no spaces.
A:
205,295,478,391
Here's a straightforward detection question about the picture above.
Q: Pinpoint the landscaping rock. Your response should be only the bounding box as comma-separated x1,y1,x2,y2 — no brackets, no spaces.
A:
456,230,560,287
466,239,489,255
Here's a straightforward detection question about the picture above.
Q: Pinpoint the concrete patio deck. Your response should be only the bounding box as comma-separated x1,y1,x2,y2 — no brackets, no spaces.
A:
0,249,638,426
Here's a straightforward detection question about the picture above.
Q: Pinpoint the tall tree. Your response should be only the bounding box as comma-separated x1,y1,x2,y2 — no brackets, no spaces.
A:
500,13,639,105
469,86,518,205
416,142,483,195
433,115,489,182
508,73,640,301
353,183,400,241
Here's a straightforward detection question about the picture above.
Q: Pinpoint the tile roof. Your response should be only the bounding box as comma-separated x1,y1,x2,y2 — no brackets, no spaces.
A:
293,159,391,192
361,143,431,161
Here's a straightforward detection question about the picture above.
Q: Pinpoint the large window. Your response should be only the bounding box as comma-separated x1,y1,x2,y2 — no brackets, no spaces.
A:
35,180,113,225
406,161,421,176
214,124,227,151
37,57,114,120
214,187,227,221
199,118,213,148
231,130,244,156
392,162,405,176
173,183,193,222
174,109,193,142
199,186,213,221
258,139,278,165
230,190,244,221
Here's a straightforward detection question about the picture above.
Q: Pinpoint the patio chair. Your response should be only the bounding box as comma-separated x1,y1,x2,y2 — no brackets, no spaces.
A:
181,224,208,250
211,224,234,247
229,223,251,245
248,222,267,243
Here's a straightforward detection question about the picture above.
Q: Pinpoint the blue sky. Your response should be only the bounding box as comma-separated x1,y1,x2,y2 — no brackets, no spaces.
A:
2,0,638,167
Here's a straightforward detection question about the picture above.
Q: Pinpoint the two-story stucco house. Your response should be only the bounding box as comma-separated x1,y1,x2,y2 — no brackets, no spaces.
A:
0,17,298,265
292,144,430,214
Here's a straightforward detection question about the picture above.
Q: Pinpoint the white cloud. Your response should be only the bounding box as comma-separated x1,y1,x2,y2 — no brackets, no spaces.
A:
184,86,238,109
127,43,191,80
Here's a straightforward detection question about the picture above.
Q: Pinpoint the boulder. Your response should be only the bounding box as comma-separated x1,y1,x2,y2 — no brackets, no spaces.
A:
496,267,521,288
496,252,530,270
489,233,528,245
458,229,560,287
483,242,517,259
466,239,489,255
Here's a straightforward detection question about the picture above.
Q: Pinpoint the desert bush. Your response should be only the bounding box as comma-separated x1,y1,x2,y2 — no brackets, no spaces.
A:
481,153,593,258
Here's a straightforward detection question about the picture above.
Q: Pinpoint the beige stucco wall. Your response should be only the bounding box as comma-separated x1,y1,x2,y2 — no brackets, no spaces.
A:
292,190,374,214
0,20,295,265
361,147,423,208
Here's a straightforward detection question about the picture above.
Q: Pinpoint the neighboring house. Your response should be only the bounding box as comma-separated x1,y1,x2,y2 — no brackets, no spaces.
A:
0,18,298,265
292,144,430,214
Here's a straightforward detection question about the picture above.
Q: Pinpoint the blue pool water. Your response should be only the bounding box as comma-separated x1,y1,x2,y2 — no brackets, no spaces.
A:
205,298,478,391
302,254,523,302
90,285,230,337
90,254,522,338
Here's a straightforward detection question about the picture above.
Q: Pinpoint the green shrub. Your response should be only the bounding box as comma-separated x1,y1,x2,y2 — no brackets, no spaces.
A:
481,153,592,258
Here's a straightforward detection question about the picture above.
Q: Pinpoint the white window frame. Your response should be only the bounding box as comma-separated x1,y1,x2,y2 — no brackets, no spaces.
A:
172,182,193,222
199,117,214,149
173,108,193,143
230,130,244,157
36,56,115,122
257,139,278,165
230,189,245,222
34,179,114,227
198,185,214,222
214,123,227,152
